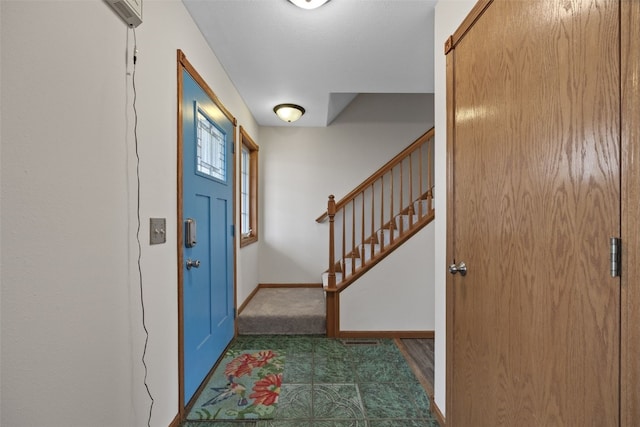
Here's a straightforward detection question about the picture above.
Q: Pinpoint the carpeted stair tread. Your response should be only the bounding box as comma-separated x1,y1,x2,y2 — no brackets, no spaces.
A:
238,288,326,335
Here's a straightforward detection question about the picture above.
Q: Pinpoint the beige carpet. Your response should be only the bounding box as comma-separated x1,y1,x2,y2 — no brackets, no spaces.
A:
237,287,326,335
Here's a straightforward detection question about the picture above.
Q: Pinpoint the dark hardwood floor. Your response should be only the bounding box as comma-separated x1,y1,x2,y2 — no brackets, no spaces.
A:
398,338,435,393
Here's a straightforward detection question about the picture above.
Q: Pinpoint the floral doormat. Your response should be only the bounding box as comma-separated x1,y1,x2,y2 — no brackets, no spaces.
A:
187,349,285,420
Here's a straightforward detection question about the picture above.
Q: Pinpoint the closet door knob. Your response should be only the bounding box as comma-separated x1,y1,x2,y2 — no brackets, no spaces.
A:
448,261,467,276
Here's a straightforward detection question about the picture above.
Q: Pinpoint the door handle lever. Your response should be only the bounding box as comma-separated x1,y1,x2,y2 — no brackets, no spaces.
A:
186,259,201,270
449,261,467,276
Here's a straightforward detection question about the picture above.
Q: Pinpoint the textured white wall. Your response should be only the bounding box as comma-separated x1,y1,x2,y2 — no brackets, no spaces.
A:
258,93,434,284
433,0,477,417
340,223,435,331
0,3,4,422
0,1,259,426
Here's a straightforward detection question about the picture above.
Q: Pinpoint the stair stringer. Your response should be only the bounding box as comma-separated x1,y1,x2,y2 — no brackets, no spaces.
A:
322,208,435,291
338,220,436,332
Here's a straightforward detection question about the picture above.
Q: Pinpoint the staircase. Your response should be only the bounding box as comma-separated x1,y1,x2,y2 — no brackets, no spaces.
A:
318,128,435,336
237,128,435,337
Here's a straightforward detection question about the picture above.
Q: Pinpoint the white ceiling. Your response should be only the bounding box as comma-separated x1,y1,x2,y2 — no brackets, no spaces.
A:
181,0,437,127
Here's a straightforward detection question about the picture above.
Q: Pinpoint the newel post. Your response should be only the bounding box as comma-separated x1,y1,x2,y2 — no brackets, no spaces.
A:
327,195,337,290
326,195,338,337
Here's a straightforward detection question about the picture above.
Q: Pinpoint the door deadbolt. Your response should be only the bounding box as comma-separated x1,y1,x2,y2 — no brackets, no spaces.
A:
185,218,197,248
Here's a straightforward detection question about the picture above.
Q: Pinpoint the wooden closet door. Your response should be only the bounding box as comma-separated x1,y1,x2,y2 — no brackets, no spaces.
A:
446,1,620,426
621,0,640,424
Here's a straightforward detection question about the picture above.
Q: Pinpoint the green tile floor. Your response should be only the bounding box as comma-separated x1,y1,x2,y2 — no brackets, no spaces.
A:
183,335,440,427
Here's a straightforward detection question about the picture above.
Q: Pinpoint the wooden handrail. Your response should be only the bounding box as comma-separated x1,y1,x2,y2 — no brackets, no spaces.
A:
321,128,436,336
316,127,435,223
321,127,435,287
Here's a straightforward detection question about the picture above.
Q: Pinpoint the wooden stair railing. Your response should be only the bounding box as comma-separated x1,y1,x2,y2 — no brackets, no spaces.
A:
318,128,436,299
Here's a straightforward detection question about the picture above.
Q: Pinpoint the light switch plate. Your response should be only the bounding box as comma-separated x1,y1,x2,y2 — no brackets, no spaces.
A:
150,218,166,244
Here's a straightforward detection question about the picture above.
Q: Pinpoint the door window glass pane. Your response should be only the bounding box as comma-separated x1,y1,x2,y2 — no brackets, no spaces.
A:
196,110,226,181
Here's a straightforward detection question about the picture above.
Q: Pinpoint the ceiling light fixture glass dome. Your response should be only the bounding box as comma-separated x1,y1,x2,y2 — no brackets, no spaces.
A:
288,0,331,10
273,104,306,123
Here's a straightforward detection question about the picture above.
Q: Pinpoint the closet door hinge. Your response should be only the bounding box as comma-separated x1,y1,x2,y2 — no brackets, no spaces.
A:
610,237,621,278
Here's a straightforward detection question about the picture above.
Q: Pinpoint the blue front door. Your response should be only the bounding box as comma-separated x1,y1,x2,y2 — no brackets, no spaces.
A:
182,69,235,404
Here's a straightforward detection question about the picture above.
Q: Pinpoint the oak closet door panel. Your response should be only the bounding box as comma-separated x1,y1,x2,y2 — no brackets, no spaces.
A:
447,1,620,426
621,0,640,424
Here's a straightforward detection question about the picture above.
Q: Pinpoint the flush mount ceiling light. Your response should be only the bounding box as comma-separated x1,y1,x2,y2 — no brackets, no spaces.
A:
273,104,306,123
288,0,331,10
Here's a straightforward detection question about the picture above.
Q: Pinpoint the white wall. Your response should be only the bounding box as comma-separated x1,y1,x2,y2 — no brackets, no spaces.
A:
0,3,4,422
258,93,434,284
340,222,435,331
0,1,259,426
433,0,477,417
